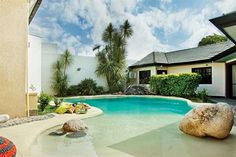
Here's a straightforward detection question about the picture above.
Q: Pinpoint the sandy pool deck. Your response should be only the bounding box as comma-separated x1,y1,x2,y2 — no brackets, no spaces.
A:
0,107,102,157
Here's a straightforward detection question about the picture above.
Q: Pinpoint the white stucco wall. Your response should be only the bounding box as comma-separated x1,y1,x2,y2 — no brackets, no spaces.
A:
41,43,60,94
167,62,226,97
28,38,136,95
41,43,136,95
28,35,41,93
41,44,109,95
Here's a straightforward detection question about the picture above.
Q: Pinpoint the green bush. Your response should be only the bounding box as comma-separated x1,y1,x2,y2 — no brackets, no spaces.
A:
79,78,97,95
95,86,105,94
38,92,52,111
150,73,201,97
196,89,208,102
67,78,105,96
66,85,80,96
54,97,63,107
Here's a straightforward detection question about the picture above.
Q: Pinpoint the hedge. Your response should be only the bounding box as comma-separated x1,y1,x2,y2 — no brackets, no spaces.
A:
150,73,201,97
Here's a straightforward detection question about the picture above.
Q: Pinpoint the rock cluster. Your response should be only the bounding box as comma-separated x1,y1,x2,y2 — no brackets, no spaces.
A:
179,104,234,139
125,85,149,95
0,114,55,128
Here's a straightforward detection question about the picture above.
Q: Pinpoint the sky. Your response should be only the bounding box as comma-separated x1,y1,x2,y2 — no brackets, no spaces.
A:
30,0,236,60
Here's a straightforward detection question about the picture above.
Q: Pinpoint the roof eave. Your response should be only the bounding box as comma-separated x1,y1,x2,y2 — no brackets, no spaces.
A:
29,0,42,24
210,12,236,44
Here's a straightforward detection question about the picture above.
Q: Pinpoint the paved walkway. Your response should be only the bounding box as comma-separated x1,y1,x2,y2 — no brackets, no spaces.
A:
210,97,236,126
210,97,236,106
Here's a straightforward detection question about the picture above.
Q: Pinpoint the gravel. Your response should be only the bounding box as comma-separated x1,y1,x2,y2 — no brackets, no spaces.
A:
0,114,55,128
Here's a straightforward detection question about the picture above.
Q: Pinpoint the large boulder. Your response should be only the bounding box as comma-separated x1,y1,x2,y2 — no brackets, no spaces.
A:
125,85,149,95
0,114,9,123
62,119,88,132
179,104,234,139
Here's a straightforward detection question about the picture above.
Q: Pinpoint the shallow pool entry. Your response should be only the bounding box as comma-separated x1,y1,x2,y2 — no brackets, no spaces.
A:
30,97,236,157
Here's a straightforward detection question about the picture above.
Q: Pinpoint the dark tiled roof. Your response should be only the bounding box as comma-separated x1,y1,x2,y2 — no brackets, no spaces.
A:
130,41,235,68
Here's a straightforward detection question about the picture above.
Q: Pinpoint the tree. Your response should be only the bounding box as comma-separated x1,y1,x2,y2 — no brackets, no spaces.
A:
95,20,133,93
51,50,73,96
60,49,73,76
198,34,227,46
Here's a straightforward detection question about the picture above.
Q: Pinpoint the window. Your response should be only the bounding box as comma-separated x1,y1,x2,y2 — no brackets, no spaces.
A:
139,70,151,84
192,67,212,84
157,70,167,75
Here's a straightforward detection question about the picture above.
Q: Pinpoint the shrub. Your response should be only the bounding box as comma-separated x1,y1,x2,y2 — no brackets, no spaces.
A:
150,73,201,97
95,86,105,94
66,85,80,96
66,78,105,96
79,78,97,95
54,97,63,107
196,89,208,102
38,92,52,111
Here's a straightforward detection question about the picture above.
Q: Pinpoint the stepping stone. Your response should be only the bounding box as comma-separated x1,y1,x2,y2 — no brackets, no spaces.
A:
66,131,87,138
49,129,66,136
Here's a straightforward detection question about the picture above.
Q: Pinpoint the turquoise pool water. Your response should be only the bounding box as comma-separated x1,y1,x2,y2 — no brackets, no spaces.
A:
31,96,194,157
65,97,192,115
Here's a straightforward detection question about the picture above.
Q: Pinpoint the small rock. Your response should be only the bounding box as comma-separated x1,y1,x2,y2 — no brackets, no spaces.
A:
63,119,88,132
0,114,10,123
179,104,234,139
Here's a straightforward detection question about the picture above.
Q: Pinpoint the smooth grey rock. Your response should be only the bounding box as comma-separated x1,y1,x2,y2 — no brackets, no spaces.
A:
125,85,149,95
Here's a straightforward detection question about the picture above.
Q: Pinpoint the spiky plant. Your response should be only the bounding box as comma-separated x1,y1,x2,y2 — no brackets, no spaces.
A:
96,20,133,93
51,50,73,96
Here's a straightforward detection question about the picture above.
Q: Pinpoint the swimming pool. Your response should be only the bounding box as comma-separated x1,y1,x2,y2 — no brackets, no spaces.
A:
31,96,194,157
65,96,192,115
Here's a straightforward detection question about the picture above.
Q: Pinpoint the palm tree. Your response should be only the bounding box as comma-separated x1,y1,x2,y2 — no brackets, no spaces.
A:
102,23,115,53
60,49,73,77
120,20,133,39
51,50,73,96
96,20,133,92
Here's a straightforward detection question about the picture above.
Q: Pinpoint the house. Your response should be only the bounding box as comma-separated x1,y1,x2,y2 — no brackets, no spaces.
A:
0,0,42,117
129,11,236,98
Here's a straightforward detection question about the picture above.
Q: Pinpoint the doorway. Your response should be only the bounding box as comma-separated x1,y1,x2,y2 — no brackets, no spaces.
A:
232,65,236,97
139,70,151,84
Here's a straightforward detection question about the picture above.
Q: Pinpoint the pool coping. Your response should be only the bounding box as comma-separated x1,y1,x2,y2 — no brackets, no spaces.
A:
0,107,103,157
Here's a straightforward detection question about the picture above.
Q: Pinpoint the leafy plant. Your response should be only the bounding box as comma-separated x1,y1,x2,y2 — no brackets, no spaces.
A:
79,78,98,95
198,34,227,46
51,50,73,96
95,20,133,93
54,97,63,107
196,89,208,102
67,79,105,96
38,92,52,112
66,85,80,96
150,73,201,97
